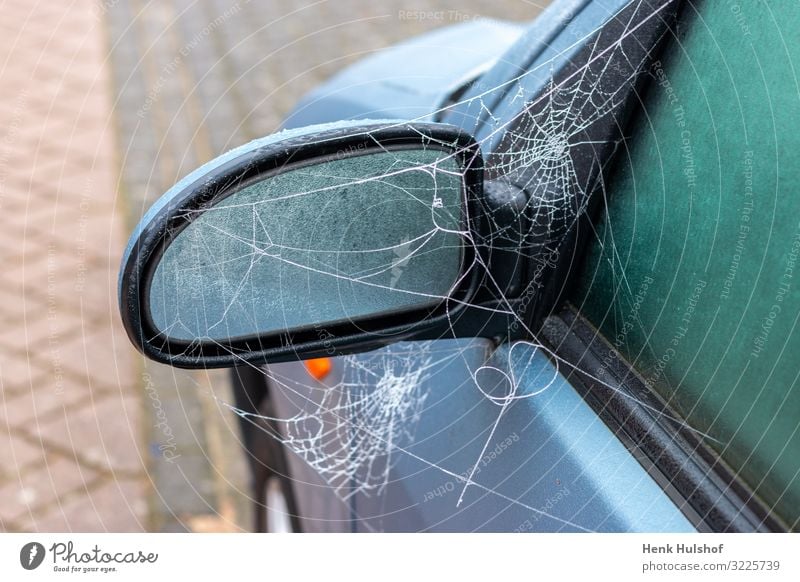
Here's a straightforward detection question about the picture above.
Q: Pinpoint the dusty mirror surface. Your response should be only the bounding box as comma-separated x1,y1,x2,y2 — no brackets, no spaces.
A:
148,148,465,341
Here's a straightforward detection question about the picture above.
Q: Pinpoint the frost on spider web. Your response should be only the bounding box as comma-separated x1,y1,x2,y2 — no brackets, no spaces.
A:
212,0,682,518
266,346,432,500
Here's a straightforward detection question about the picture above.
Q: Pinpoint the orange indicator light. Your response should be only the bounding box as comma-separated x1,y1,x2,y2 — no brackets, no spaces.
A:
305,357,332,381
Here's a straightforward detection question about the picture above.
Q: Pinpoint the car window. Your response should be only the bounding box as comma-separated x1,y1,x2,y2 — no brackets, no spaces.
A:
572,0,800,528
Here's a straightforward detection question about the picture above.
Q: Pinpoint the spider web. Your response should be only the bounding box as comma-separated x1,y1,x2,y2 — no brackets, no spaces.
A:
265,346,433,501
147,0,709,529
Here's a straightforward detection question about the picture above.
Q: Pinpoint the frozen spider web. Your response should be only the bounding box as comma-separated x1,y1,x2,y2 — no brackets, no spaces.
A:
267,347,433,501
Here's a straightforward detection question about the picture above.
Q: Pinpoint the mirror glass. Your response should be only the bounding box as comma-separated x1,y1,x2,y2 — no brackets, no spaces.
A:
148,148,465,341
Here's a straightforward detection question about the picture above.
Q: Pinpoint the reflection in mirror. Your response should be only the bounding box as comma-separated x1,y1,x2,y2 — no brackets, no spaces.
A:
148,148,465,341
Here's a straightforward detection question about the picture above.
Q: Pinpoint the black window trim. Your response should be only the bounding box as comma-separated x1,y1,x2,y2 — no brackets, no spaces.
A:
539,304,788,532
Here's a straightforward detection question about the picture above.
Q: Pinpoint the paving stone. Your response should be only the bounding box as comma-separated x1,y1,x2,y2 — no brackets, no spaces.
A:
0,301,87,349
0,352,48,393
25,260,118,320
0,432,45,480
0,0,145,533
30,393,145,475
0,376,91,431
0,457,100,525
18,479,148,532
32,324,138,392
151,453,218,517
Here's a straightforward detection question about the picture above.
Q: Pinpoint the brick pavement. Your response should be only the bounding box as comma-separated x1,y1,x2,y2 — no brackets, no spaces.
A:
0,0,146,532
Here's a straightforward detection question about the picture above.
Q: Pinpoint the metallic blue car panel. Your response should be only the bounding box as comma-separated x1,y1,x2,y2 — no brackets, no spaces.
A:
350,341,694,532
283,19,524,128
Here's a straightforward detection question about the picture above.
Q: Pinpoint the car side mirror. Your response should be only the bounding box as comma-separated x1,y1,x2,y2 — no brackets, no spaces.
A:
117,0,683,370
119,120,526,368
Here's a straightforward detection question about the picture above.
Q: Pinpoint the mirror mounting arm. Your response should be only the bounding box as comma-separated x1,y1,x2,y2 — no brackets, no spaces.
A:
479,179,530,301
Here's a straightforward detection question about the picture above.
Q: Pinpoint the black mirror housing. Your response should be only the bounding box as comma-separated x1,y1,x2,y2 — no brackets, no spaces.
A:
118,120,505,368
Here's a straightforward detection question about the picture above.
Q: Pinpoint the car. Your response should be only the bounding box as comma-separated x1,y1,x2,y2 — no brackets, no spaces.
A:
118,0,800,532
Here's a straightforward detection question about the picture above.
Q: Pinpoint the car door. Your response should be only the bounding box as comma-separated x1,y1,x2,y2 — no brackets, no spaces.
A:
265,0,693,532
269,0,797,532
557,0,800,531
